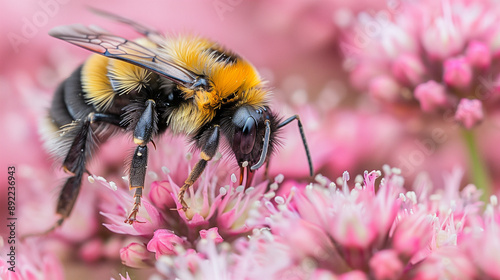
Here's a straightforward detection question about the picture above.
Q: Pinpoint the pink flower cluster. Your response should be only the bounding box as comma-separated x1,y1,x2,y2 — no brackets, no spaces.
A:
0,238,64,280
342,0,500,128
99,162,500,279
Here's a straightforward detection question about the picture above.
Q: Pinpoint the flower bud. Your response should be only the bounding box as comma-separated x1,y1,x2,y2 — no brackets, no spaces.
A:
454,99,484,129
443,57,472,89
369,76,401,102
147,229,186,259
466,41,491,69
391,54,425,86
120,242,154,268
149,181,176,209
200,227,224,244
369,250,403,280
414,80,448,112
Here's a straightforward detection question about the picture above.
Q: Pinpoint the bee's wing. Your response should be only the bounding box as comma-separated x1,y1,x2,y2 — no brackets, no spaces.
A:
49,24,200,88
89,8,165,45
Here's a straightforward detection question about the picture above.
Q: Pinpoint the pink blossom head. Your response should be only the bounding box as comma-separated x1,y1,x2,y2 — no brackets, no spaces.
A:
260,169,402,271
342,0,500,124
103,167,500,279
0,238,64,280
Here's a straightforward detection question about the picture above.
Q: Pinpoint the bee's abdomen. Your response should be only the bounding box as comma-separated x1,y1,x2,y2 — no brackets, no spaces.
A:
49,78,73,128
50,65,94,127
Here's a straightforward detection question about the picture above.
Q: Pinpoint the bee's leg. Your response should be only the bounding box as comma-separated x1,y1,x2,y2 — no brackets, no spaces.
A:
125,145,148,224
125,99,156,224
52,112,122,232
178,125,220,211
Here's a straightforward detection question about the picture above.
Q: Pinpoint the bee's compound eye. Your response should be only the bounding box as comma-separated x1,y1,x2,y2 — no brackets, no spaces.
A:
240,117,256,154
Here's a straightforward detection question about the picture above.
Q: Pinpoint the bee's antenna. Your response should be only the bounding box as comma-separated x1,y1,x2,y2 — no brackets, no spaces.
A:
277,115,314,177
251,120,271,171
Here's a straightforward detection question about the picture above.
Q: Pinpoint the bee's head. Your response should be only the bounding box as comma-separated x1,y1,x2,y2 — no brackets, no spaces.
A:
229,105,280,186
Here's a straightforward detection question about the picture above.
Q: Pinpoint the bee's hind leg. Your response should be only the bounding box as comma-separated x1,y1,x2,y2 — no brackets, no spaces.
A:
45,113,121,235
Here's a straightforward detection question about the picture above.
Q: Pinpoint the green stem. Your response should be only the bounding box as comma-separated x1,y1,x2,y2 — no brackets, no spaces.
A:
462,129,492,200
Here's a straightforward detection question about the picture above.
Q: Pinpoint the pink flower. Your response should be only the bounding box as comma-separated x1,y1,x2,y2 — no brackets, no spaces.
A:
443,57,473,89
455,98,484,129
391,54,426,86
148,181,176,210
414,80,448,112
113,166,500,280
147,229,186,259
342,0,500,124
461,200,500,279
146,167,267,236
409,247,477,280
199,227,224,244
261,169,402,272
0,238,64,280
120,242,154,268
368,76,401,102
369,250,403,280
466,41,491,69
392,210,434,258
99,183,165,236
421,14,464,60
155,237,231,280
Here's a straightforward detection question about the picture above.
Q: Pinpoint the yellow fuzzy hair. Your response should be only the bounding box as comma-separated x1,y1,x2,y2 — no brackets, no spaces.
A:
161,36,269,133
108,59,151,94
81,38,155,109
81,54,115,110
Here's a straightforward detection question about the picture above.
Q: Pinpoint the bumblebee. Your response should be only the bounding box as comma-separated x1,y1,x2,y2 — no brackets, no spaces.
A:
43,10,313,227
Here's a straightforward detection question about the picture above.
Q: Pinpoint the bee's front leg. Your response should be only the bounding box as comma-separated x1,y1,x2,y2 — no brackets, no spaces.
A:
125,145,148,224
178,125,220,211
125,99,156,224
